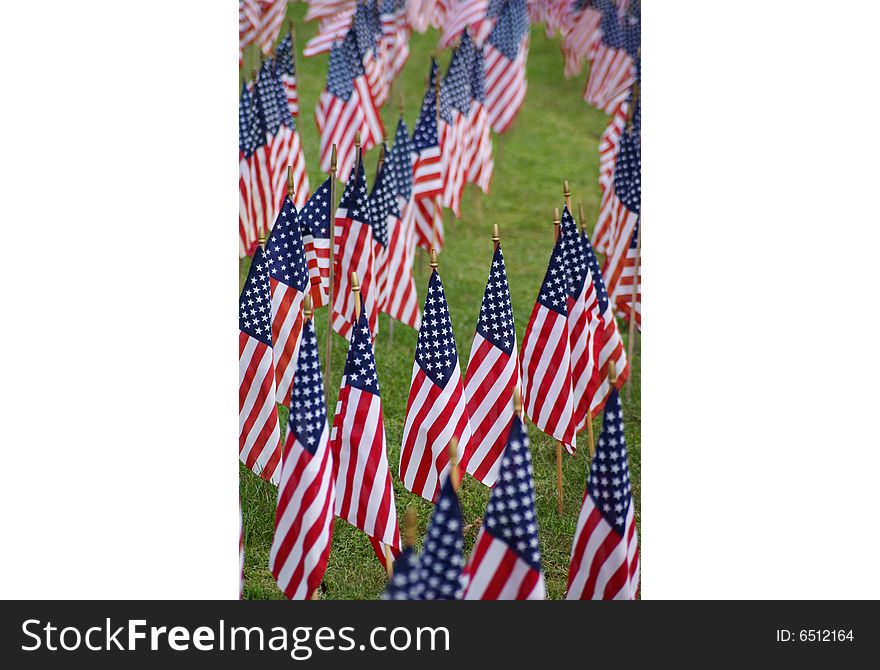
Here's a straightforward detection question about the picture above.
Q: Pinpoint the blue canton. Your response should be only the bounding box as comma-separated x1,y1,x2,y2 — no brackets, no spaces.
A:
326,40,355,101
239,247,273,347
343,25,366,77
274,30,297,77
488,0,528,61
477,245,516,355
255,60,282,136
559,206,590,297
418,476,465,600
597,0,625,49
300,177,332,240
387,119,413,201
412,61,439,153
339,156,371,224
470,45,486,104
239,83,253,155
536,238,571,315
288,320,327,455
483,416,542,570
369,151,399,248
580,231,611,314
265,199,309,291
614,97,640,215
588,390,632,534
415,271,460,388
381,548,422,600
343,303,380,395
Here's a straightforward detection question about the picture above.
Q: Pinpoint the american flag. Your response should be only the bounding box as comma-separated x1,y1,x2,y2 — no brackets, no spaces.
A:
274,30,300,117
461,241,521,485
315,36,362,178
248,64,277,241
593,99,628,254
602,88,640,309
582,0,636,113
463,43,494,194
269,55,310,210
559,205,599,441
382,546,421,599
239,246,282,484
561,3,602,78
417,475,466,599
303,10,354,57
331,156,379,339
439,34,475,218
265,197,309,406
582,226,628,418
305,0,356,23
381,0,411,81
240,0,261,66
613,220,640,329
411,61,444,250
439,0,489,48
381,119,421,329
239,83,257,257
369,146,395,314
269,313,336,600
330,297,401,562
400,267,472,502
520,236,576,450
257,0,288,55
483,0,529,134
566,389,639,599
463,412,546,599
352,3,388,133
300,177,332,308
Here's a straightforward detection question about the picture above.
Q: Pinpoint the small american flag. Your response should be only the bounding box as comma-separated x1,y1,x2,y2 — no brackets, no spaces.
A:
381,119,421,329
593,99,628,254
257,0,288,55
269,314,336,600
418,475,467,599
369,147,395,310
559,205,599,441
303,10,354,57
483,0,529,134
240,0,260,66
331,157,379,339
463,43,494,194
274,30,300,117
306,0,356,23
439,34,475,218
463,413,546,599
381,0,411,80
462,242,521,485
239,84,257,258
582,0,636,113
300,177,332,309
520,237,576,450
248,64,277,241
351,6,387,139
239,246,282,484
561,4,602,78
400,267,472,502
613,220,640,329
265,198,309,407
330,297,401,562
412,61,443,201
382,547,421,599
567,389,639,599
439,0,489,48
315,36,364,178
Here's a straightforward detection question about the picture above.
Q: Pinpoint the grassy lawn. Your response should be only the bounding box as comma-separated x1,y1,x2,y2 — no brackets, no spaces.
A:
240,4,640,600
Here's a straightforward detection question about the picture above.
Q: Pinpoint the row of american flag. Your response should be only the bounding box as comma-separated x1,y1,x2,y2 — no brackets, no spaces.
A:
239,0,640,599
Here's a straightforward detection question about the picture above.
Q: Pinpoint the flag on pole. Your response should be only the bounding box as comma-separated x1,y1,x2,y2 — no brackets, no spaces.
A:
463,43,494,193
582,0,636,113
349,8,387,142
593,99,628,254
381,119,421,329
462,241,521,485
257,0,288,55
330,297,401,562
269,313,335,600
306,0,356,23
265,197,310,406
369,146,395,313
561,3,602,78
418,475,467,599
382,546,422,599
316,38,364,179
463,412,546,599
613,220,640,328
240,0,261,66
239,246,282,484
400,266,472,502
411,61,444,250
439,0,489,48
520,237,576,450
300,177,332,308
566,389,639,599
248,64,277,241
303,10,355,57
439,33,475,218
274,30,300,117
381,0,411,80
559,205,599,439
240,84,257,258
331,156,379,339
483,0,529,134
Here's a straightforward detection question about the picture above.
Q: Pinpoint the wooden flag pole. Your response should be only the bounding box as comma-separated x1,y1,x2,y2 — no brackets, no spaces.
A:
404,506,417,548
430,248,438,271
325,144,338,390
433,76,442,245
448,437,460,492
563,180,572,212
492,223,500,250
576,202,596,458
551,208,564,514
352,271,361,320
625,217,641,401
286,165,295,200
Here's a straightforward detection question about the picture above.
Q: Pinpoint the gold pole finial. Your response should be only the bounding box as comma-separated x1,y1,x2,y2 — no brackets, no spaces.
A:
303,294,313,320
626,80,640,131
553,208,561,240
577,202,587,234
404,507,418,548
448,437,460,492
376,144,386,174
563,180,572,212
607,361,618,386
351,271,361,320
355,132,361,152
492,223,500,246
286,166,295,198
429,248,438,269
257,233,267,246
330,143,337,174
513,387,522,414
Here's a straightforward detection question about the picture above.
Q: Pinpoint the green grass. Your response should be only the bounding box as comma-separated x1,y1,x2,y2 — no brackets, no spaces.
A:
240,4,640,600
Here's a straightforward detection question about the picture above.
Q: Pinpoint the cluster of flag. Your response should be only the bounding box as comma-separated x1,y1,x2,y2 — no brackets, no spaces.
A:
238,2,640,600
240,0,290,64
239,28,309,257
